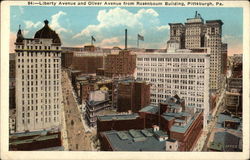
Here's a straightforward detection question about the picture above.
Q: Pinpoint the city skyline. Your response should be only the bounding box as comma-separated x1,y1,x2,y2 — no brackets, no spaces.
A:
10,6,243,56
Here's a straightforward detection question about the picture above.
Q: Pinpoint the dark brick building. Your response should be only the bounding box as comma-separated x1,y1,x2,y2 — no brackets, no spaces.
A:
104,50,136,78
98,95,203,151
71,56,104,74
61,51,73,68
117,80,150,113
9,131,62,151
97,113,144,137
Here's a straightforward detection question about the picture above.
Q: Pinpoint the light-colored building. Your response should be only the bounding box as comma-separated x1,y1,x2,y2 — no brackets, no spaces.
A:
135,42,210,128
15,20,62,133
169,11,226,91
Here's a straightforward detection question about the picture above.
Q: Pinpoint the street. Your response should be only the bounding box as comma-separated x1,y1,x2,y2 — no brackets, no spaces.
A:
202,89,226,151
61,70,92,151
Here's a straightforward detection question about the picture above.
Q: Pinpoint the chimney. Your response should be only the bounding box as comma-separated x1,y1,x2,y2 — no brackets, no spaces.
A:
153,125,159,132
125,29,127,50
128,110,132,114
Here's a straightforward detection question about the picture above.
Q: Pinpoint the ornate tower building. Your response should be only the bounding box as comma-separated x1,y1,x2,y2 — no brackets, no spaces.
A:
168,11,226,91
15,20,62,132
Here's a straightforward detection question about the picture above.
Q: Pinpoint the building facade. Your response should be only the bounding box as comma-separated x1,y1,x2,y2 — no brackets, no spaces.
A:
136,46,210,128
85,90,111,127
104,50,136,78
168,12,226,90
117,80,150,113
15,20,62,132
9,54,16,109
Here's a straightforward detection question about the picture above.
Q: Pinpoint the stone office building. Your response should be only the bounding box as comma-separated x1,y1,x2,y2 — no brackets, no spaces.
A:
169,11,227,91
15,20,62,132
136,41,210,128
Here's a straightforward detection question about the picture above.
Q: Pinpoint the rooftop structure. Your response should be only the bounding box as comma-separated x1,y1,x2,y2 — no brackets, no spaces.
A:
100,128,168,151
97,113,140,121
9,130,62,151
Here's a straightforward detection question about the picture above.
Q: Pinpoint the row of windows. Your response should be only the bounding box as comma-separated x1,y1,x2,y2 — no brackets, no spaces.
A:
21,70,59,76
22,104,59,111
138,57,205,63
151,97,204,105
22,116,59,124
21,80,59,86
18,63,60,69
22,110,59,118
17,58,60,63
22,92,60,98
21,74,59,80
17,52,60,57
17,45,60,50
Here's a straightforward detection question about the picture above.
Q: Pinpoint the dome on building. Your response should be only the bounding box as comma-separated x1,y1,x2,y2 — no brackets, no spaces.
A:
34,20,61,44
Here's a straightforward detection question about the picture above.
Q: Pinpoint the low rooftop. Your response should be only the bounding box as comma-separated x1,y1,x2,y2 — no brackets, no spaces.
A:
101,128,167,151
97,113,140,121
210,131,242,151
170,112,200,133
216,113,242,131
139,105,159,114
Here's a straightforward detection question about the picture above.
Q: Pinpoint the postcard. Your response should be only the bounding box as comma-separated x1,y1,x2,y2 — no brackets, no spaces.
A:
1,0,249,160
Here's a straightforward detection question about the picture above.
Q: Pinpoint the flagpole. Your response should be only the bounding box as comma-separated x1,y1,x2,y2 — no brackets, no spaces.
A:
137,35,139,48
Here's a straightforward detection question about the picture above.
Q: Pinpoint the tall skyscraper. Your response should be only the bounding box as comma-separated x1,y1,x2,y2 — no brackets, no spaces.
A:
169,11,226,90
15,20,62,132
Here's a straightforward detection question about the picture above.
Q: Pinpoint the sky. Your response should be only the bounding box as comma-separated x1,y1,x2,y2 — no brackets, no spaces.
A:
10,6,243,55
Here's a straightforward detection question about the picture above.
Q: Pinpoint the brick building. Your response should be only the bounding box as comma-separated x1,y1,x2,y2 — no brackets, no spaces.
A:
139,96,204,151
98,95,203,151
99,128,169,151
117,80,150,113
61,51,73,68
97,113,144,137
9,130,62,151
104,50,136,78
61,45,108,74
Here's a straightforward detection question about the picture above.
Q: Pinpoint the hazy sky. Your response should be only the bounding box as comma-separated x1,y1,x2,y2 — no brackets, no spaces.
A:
10,6,243,55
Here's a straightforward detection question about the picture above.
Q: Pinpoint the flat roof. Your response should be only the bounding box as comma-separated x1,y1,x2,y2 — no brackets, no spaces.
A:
161,115,175,121
212,131,241,151
216,113,242,131
170,113,199,133
102,129,166,151
10,130,48,138
97,113,139,121
10,134,59,145
88,99,109,106
139,105,159,114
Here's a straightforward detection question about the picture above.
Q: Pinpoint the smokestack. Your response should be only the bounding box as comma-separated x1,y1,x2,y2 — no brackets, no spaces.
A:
125,29,127,50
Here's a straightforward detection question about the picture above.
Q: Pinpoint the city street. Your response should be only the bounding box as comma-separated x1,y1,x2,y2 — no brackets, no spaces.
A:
61,70,92,151
202,89,226,151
